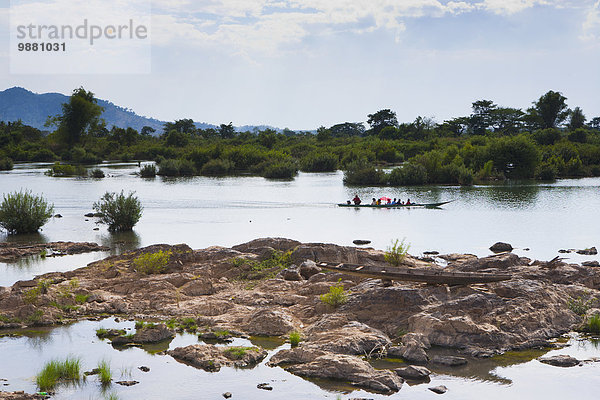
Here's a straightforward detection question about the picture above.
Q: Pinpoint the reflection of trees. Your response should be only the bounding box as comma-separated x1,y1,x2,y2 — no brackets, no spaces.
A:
22,328,54,350
477,183,541,208
99,231,141,255
2,232,49,245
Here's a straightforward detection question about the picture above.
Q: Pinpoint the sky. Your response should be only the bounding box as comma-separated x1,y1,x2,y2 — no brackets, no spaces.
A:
0,0,599,130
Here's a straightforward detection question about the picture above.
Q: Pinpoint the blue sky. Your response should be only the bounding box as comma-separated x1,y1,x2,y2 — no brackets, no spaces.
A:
1,0,599,130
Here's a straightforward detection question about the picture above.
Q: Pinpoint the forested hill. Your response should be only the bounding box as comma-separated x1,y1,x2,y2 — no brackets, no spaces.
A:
0,87,218,133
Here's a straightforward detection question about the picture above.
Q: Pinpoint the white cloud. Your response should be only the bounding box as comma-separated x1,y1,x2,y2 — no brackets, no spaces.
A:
479,0,549,15
581,0,600,41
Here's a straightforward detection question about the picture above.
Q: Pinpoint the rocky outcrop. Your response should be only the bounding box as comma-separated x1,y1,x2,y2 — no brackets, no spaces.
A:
0,391,48,400
112,324,174,344
268,347,403,394
243,308,298,336
395,365,431,380
168,344,267,371
0,241,109,262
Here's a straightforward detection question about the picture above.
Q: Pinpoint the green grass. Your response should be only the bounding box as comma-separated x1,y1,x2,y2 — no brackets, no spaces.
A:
587,314,600,334
135,321,146,330
385,238,410,266
36,356,81,391
320,279,348,307
568,295,598,315
75,294,89,304
289,330,301,347
165,319,177,329
97,360,112,385
96,328,108,338
214,329,231,338
133,250,172,274
223,346,257,360
25,309,43,325
105,393,120,400
232,250,294,280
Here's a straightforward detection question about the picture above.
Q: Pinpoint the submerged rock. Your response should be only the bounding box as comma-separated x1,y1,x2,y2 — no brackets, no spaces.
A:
353,240,371,245
538,354,581,367
431,355,467,366
256,383,273,391
112,324,174,345
115,381,139,386
394,365,431,380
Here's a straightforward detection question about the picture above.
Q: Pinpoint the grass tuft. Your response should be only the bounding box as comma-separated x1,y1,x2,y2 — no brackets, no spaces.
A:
36,356,81,391
320,279,348,308
97,359,112,385
289,330,301,347
385,238,410,266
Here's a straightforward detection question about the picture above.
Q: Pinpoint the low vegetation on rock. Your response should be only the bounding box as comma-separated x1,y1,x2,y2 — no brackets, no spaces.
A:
385,238,410,266
320,279,348,307
133,250,172,274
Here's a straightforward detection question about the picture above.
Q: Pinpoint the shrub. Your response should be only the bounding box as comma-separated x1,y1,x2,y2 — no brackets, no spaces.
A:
289,330,301,347
0,157,13,170
223,346,257,360
36,356,81,391
93,191,143,231
200,159,234,176
300,152,338,172
90,168,105,178
568,295,597,315
133,250,172,274
139,164,157,178
261,161,298,179
343,159,385,185
320,280,348,307
388,163,428,186
536,160,558,180
385,238,410,266
0,190,54,234
97,360,112,385
157,159,180,176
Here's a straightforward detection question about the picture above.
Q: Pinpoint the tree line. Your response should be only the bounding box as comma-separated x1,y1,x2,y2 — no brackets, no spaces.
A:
1,87,599,184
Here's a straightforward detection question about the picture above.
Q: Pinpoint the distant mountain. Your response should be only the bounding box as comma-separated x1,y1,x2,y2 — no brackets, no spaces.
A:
0,87,283,135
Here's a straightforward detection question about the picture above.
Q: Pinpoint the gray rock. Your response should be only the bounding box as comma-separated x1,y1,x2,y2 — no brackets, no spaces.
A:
257,383,273,391
353,240,371,245
423,251,439,255
429,385,448,394
490,242,513,253
431,355,467,366
116,380,139,386
577,247,597,255
299,260,322,279
582,261,600,267
180,279,215,296
395,365,431,380
277,266,303,281
538,354,581,367
223,392,232,399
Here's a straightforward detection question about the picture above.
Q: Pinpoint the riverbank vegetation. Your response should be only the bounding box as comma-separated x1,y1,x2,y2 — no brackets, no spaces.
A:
2,88,600,185
36,356,81,391
93,191,142,232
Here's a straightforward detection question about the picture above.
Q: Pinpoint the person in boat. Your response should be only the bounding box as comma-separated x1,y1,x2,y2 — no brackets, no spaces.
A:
392,198,397,204
371,198,377,205
376,198,381,205
352,195,361,205
386,198,391,204
406,198,411,205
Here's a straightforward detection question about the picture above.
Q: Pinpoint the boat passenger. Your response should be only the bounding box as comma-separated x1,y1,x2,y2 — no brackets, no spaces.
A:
376,198,381,205
347,200,351,205
371,198,377,205
406,198,411,205
392,198,397,204
352,195,361,205
386,198,391,204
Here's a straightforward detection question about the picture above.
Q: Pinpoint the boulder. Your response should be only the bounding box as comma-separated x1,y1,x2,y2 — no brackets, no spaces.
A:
112,324,174,344
299,260,322,279
490,242,513,253
276,266,303,281
168,344,267,372
352,240,371,245
395,365,431,380
429,385,448,394
304,319,391,355
431,355,467,366
243,308,296,336
269,347,403,394
538,354,581,367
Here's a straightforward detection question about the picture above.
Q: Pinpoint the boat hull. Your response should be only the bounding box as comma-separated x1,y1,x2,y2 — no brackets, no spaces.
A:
318,262,511,285
337,200,453,208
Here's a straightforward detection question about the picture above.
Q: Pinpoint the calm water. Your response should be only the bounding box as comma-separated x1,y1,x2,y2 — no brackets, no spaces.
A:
0,319,598,399
1,163,600,399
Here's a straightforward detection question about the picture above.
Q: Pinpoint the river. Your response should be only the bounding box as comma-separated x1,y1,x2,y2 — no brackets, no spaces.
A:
0,162,599,399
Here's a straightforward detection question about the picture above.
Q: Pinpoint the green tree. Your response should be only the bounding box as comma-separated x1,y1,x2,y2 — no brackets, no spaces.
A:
141,126,156,136
568,107,586,131
528,90,570,129
367,109,398,135
470,100,497,135
163,119,195,135
47,87,104,145
487,135,540,178
492,107,524,135
219,122,236,139
329,122,365,137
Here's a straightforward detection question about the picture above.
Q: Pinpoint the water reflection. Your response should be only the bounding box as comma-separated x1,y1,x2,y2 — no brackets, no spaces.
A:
99,231,141,255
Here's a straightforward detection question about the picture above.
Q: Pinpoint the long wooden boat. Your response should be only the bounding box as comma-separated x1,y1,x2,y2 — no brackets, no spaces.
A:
317,261,511,285
337,200,453,208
